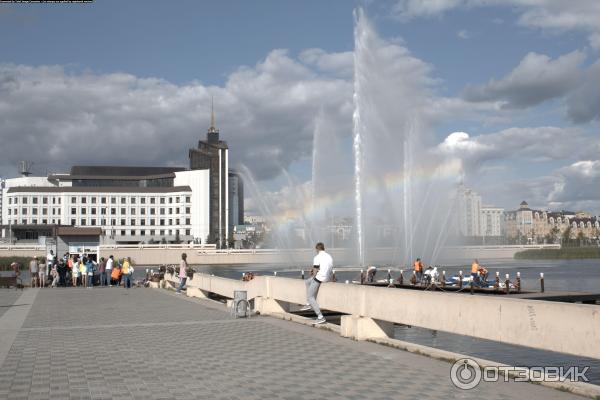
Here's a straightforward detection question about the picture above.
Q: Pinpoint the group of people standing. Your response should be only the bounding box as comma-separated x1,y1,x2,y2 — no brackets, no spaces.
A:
28,250,135,289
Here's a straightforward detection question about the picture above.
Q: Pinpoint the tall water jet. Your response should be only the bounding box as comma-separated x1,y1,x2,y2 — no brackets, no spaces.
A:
351,7,459,266
353,8,365,267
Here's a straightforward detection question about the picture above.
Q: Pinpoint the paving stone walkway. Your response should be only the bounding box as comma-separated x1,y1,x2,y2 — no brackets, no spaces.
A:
0,287,583,399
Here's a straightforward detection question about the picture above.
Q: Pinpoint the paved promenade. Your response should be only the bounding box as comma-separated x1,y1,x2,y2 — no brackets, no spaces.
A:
0,288,582,400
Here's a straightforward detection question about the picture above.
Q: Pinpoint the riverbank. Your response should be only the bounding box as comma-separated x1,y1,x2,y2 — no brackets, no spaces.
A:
514,247,600,260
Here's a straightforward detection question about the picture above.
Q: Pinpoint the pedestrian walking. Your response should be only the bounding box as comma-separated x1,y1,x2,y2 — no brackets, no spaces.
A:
29,256,39,288
71,255,79,287
39,258,47,288
86,258,94,288
301,242,333,324
98,257,106,286
122,257,132,289
105,255,114,286
176,253,188,294
46,250,55,276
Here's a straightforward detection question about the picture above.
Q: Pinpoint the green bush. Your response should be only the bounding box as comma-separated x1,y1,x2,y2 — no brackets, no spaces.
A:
514,247,600,260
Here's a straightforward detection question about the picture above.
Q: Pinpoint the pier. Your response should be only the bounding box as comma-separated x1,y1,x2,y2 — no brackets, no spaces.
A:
0,281,595,399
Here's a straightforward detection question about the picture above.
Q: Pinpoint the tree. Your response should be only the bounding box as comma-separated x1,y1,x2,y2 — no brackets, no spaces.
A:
577,231,585,247
562,226,572,247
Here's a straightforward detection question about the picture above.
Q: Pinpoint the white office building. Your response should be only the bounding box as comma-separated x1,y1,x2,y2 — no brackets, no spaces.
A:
1,168,209,244
480,206,504,237
457,185,482,237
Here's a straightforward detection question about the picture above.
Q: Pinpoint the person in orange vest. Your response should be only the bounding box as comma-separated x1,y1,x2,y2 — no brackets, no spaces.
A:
413,258,424,282
471,259,480,283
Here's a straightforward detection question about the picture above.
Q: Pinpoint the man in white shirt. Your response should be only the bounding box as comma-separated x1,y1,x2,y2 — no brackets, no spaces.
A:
46,250,55,276
301,242,333,324
106,255,114,286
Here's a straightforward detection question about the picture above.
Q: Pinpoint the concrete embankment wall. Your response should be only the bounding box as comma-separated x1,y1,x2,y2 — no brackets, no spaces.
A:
0,244,559,265
163,272,600,360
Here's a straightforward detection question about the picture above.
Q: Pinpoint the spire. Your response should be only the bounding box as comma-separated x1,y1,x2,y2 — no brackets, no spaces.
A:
208,96,219,134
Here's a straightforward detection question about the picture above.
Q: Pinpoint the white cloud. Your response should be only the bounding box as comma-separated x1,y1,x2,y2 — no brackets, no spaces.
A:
462,50,586,108
457,29,470,39
590,33,600,51
0,51,353,181
437,126,600,171
565,59,600,123
393,0,600,38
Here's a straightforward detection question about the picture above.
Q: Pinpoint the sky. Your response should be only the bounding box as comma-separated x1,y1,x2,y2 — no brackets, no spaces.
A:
1,0,600,216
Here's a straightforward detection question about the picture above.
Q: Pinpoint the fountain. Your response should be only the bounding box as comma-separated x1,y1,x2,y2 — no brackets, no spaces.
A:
351,8,460,267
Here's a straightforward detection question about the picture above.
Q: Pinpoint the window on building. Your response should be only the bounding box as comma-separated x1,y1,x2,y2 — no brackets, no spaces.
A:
168,197,173,204
81,208,86,215
140,230,145,236
71,196,76,203
186,196,191,203
168,219,172,225
42,208,47,215
42,197,48,204
32,219,37,224
22,197,28,204
150,208,156,215
101,197,107,204
8,209,11,215
101,208,107,215
121,208,126,214
111,219,116,225
81,197,87,204
32,197,38,204
186,207,190,214
120,230,126,236
176,218,180,225
91,197,96,204
150,219,155,226
168,229,172,235
141,197,146,204
121,219,126,226
186,218,190,225
150,198,156,204
111,197,116,204
160,208,165,215
150,229,155,235
131,219,136,226
101,219,106,225
71,219,76,225
22,208,27,215
160,229,165,235
91,219,96,226
42,219,47,224
8,198,12,205
168,208,172,215
81,219,86,226
160,198,165,204
176,197,181,203
141,208,146,215
58,197,61,204
91,208,96,215
141,219,146,226
32,208,38,215
185,229,190,236
71,208,76,215
131,208,136,215
160,219,165,226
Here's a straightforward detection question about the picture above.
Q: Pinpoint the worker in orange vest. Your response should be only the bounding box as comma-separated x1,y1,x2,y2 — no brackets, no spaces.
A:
414,258,424,282
471,259,480,283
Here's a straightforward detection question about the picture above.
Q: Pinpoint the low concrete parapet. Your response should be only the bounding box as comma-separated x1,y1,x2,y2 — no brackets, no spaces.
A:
159,272,600,360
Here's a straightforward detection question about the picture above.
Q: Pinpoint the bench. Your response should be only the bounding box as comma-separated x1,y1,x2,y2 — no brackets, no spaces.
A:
0,271,23,290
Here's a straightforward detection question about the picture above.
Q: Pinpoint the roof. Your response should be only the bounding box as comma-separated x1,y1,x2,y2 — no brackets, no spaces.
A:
69,165,186,177
56,227,102,236
7,186,192,194
49,173,177,181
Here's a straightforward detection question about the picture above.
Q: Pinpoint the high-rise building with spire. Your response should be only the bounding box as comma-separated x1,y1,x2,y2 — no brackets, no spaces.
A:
189,99,230,247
